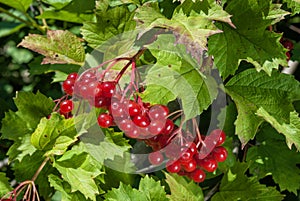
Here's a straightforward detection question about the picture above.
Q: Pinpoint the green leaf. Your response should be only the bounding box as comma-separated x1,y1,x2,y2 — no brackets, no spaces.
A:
13,151,57,198
139,175,168,201
217,102,237,137
28,56,80,76
54,150,103,201
135,2,232,61
283,0,300,15
211,163,284,201
41,0,72,9
18,30,85,65
256,108,300,151
0,0,32,12
30,112,83,156
36,10,94,24
225,69,300,147
104,176,168,201
0,173,12,197
165,172,203,201
1,91,55,141
81,5,136,48
104,183,149,201
208,0,287,78
143,34,218,120
0,22,26,38
81,127,131,164
247,124,300,194
7,135,36,161
48,174,91,201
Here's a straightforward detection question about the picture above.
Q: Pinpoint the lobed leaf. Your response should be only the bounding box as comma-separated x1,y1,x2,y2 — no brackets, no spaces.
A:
247,124,300,194
165,172,203,201
18,30,85,65
0,173,12,197
211,163,284,201
225,69,300,147
208,0,287,78
81,5,136,49
0,0,32,12
143,34,218,120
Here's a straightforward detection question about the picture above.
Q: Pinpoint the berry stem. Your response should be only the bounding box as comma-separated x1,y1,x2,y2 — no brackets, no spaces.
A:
192,118,205,148
31,157,49,182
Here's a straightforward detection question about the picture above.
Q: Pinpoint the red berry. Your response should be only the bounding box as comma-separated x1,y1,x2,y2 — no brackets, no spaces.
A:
212,146,228,162
148,151,164,165
128,100,141,116
60,100,73,114
110,100,125,118
161,119,174,135
211,129,226,146
148,120,165,135
100,81,116,98
182,159,197,172
190,169,206,183
148,104,169,120
179,148,194,163
166,160,181,173
93,97,110,109
97,113,113,128
67,72,78,80
198,156,218,172
132,114,150,128
62,79,75,95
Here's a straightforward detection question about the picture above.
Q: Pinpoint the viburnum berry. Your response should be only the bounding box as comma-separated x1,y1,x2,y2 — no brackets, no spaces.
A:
161,119,174,135
97,113,114,128
148,120,165,135
181,159,197,172
148,104,169,120
132,114,150,127
198,156,218,172
62,79,75,95
59,100,73,114
212,146,228,162
100,81,116,98
190,169,206,183
148,151,164,165
67,72,78,80
128,100,141,116
209,129,226,146
166,160,181,173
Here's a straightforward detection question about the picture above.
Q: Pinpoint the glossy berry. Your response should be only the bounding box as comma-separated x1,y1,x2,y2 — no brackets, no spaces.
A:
148,120,165,135
148,151,164,165
97,113,114,128
179,148,194,163
161,119,174,135
62,79,75,95
190,169,206,183
166,160,181,173
148,104,169,120
198,156,218,172
110,100,125,118
60,100,73,114
67,72,78,80
128,100,141,116
209,129,226,146
100,81,116,98
212,146,228,162
93,97,110,109
182,159,197,172
132,114,150,127
118,118,133,133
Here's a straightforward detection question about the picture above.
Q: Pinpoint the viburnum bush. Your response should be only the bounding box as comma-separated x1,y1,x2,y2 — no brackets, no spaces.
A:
0,0,300,200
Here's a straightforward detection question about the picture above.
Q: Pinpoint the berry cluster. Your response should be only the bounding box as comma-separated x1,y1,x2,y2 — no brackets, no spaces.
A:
57,54,228,184
280,37,294,60
147,129,228,183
